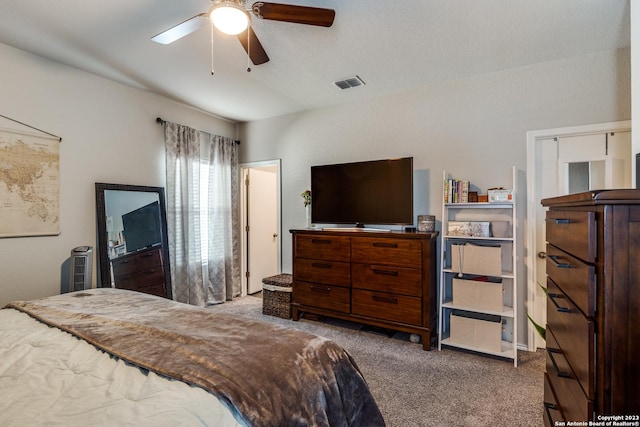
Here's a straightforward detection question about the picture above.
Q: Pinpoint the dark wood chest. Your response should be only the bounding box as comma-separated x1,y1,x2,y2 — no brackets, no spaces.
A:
541,190,640,423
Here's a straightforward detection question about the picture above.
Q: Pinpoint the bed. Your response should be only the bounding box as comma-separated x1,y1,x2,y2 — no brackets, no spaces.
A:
0,288,385,427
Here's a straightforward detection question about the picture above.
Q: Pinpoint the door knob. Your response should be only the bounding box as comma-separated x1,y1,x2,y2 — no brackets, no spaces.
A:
273,233,278,238
537,251,546,259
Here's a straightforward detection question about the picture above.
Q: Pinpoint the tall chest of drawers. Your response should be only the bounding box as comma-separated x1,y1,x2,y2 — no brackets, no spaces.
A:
291,229,438,350
541,190,640,423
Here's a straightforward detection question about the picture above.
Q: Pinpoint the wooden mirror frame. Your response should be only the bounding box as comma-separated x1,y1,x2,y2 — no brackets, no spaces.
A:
95,182,172,298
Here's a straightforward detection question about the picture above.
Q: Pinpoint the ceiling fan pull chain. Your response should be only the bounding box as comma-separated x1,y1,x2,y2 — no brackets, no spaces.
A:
246,24,252,72
210,24,215,75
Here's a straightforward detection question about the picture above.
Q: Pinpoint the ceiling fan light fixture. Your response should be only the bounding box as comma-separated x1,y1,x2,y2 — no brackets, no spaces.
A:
209,2,249,35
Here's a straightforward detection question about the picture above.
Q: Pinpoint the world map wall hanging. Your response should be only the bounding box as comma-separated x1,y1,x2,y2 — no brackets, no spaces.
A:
0,127,60,237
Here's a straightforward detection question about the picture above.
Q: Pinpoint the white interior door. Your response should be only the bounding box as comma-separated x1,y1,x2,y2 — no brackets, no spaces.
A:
531,137,558,350
527,124,631,351
246,166,279,294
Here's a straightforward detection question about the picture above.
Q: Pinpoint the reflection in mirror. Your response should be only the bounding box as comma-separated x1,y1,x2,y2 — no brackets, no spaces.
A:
95,183,172,299
105,191,160,259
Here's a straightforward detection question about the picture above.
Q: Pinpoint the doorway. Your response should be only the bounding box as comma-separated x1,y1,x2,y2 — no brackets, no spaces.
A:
526,121,631,351
239,160,282,296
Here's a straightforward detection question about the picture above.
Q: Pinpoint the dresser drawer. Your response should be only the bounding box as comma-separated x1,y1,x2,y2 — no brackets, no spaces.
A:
546,328,576,385
295,258,351,286
546,329,593,422
135,248,163,270
543,373,564,426
136,282,167,298
112,257,137,276
546,244,596,317
351,263,422,296
545,210,596,263
352,237,422,268
115,268,165,289
351,290,422,326
295,235,350,261
547,279,595,399
135,267,165,287
114,272,139,290
293,282,350,313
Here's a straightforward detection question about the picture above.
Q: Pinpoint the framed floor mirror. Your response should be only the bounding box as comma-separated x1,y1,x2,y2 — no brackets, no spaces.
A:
95,183,172,299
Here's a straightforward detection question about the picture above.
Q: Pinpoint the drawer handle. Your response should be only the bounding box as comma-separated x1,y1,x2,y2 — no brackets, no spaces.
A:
310,239,332,245
311,262,333,269
545,218,571,224
372,242,398,248
549,293,571,313
372,294,398,304
144,269,157,274
547,348,572,378
371,268,399,276
142,252,154,257
543,403,558,424
309,285,331,293
548,255,571,269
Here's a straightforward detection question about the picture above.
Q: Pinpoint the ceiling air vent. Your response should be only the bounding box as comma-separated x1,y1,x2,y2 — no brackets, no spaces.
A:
333,75,365,90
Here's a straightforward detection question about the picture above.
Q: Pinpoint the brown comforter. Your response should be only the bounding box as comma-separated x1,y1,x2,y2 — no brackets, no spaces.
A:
5,288,385,427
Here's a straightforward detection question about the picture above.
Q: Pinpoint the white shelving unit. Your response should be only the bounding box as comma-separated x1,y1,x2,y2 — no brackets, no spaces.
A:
438,167,518,366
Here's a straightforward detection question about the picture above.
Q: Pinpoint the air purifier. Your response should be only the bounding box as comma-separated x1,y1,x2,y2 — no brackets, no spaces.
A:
70,246,93,291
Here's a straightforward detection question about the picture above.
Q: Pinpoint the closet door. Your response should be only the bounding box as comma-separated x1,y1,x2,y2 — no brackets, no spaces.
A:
557,132,631,194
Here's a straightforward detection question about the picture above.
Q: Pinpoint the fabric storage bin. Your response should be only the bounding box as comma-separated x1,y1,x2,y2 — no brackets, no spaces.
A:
450,312,502,353
450,243,501,277
262,273,293,319
452,277,503,312
490,221,511,238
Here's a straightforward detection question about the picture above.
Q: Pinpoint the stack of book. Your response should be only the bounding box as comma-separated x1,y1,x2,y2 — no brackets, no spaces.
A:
443,178,470,203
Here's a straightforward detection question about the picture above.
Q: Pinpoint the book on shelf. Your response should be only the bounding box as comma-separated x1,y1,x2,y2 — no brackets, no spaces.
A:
443,178,470,203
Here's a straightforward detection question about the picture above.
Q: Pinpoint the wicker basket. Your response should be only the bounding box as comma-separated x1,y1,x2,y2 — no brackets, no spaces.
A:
262,273,293,319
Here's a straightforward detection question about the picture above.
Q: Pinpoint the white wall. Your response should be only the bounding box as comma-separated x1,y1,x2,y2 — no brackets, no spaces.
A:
238,47,631,348
0,42,237,307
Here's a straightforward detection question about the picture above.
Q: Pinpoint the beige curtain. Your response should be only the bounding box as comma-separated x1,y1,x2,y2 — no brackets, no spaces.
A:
164,121,241,306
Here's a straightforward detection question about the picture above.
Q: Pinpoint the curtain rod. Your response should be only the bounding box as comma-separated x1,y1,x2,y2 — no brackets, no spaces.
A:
0,114,62,142
156,117,240,144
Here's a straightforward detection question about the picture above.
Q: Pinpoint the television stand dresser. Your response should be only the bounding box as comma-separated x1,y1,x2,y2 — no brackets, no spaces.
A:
290,229,438,350
541,190,640,423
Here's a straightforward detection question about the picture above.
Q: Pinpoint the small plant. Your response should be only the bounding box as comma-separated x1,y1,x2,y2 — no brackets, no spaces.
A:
301,190,311,207
527,313,546,340
527,283,547,340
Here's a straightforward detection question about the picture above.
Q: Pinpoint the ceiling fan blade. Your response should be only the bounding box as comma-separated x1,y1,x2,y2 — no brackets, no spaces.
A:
152,13,208,44
251,2,335,27
237,26,270,65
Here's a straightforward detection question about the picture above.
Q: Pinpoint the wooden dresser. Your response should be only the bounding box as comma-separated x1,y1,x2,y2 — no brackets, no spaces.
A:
290,229,438,350
111,246,168,298
541,190,640,424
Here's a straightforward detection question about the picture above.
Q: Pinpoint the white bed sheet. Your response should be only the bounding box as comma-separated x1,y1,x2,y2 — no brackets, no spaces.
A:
0,308,243,427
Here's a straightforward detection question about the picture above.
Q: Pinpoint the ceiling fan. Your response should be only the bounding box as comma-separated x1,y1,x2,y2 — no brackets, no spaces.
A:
152,1,336,67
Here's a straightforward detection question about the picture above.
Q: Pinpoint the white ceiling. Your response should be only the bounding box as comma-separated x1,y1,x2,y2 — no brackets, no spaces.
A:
0,1,630,123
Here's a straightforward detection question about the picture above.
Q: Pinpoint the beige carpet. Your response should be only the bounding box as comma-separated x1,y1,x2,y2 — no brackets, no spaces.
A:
211,296,545,427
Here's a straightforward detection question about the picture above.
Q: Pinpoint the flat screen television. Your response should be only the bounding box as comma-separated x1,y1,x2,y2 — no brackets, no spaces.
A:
311,157,413,227
122,201,162,253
